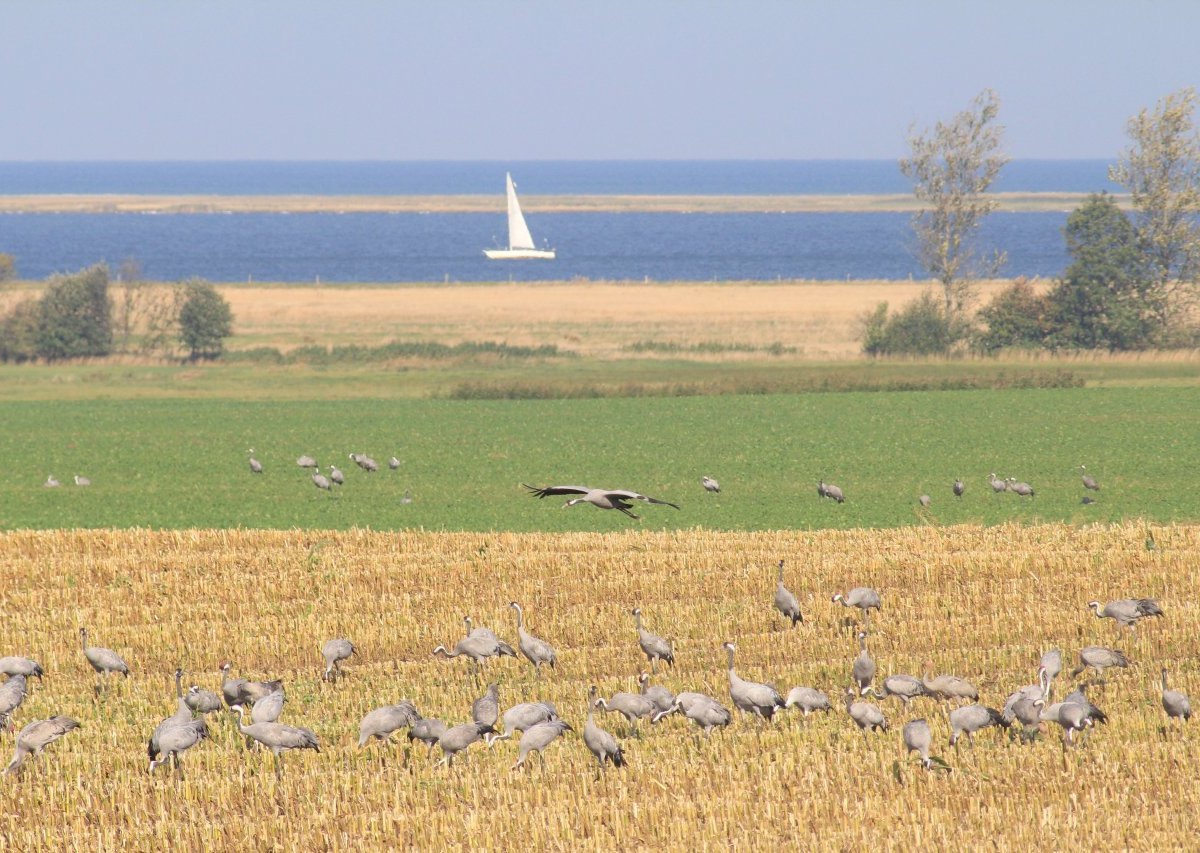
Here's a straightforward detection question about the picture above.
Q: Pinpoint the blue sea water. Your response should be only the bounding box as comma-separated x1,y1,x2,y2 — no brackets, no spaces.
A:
0,161,1104,282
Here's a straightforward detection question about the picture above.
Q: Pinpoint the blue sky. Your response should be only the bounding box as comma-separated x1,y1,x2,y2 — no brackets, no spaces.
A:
2,1,1197,161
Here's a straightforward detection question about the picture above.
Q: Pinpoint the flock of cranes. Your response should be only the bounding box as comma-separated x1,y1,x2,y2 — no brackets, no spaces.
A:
246,449,413,503
2,563,1188,781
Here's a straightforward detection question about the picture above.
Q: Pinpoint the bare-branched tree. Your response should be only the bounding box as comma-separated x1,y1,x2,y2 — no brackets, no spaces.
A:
900,89,1008,316
1109,87,1200,336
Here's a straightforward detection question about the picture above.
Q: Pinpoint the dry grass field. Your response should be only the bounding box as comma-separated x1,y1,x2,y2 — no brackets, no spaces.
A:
220,279,1026,358
0,524,1196,849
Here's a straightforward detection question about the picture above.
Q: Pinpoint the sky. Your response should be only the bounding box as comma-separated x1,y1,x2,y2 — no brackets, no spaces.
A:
2,1,1198,161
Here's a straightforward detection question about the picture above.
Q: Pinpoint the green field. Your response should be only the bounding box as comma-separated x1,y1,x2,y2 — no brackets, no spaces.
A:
4,386,1197,530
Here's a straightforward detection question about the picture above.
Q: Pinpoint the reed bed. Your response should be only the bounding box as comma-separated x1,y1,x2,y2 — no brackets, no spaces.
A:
0,524,1196,849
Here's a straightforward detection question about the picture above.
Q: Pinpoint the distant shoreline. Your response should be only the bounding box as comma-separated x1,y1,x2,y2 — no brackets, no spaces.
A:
0,192,1115,215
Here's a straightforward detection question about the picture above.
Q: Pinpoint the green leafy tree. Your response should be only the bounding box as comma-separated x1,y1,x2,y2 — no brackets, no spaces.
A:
975,278,1051,353
900,89,1009,317
0,253,15,282
0,298,42,362
1045,193,1156,350
1109,87,1200,336
35,264,112,359
178,279,233,360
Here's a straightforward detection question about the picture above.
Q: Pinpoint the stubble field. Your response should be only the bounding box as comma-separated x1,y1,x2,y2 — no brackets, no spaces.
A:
0,524,1196,849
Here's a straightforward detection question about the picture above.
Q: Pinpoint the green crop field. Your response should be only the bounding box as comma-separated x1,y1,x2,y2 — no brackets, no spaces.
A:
3,386,1197,531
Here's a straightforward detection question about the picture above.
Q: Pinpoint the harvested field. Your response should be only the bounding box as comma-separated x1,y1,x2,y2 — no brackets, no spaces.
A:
0,524,1196,849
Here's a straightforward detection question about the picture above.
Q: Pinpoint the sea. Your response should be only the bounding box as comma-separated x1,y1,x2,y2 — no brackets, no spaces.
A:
0,161,1121,283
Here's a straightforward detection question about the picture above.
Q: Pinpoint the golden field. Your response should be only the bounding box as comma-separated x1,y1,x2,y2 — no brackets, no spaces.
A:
0,524,1196,850
219,279,1027,358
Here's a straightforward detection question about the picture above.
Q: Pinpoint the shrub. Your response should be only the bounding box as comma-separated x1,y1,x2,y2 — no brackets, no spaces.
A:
0,298,41,362
975,278,1051,353
178,280,233,360
0,253,15,282
36,264,112,359
861,292,960,356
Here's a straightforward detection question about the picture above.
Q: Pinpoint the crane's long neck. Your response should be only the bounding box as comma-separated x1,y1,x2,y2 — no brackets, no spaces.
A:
1162,670,1169,692
633,612,643,631
858,635,868,653
777,561,784,583
725,647,737,678
513,606,524,629
175,670,183,700
80,630,88,651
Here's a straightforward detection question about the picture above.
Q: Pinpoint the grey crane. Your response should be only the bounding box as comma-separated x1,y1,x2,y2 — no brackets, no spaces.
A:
250,686,285,725
4,716,79,776
350,453,379,473
1011,692,1045,743
328,465,345,486
80,628,129,694
918,494,931,507
948,704,1008,747
1003,665,1049,727
236,708,319,776
922,661,979,703
185,685,224,716
1041,649,1063,687
388,456,401,470
1079,465,1100,491
631,608,674,673
852,630,875,696
871,674,926,706
312,468,332,491
435,721,493,767
988,472,1007,493
784,686,832,716
219,661,282,711
654,692,732,735
818,480,845,503
773,560,803,627
296,455,317,469
1034,698,1092,746
723,641,785,721
702,475,720,493
638,672,676,714
903,719,933,769
511,720,573,771
407,717,449,758
1087,598,1163,630
0,657,43,680
472,683,501,737
400,489,414,505
1008,478,1035,497
432,617,515,671
510,602,556,674
0,675,27,732
832,587,881,623
147,668,191,750
1161,669,1191,725
953,478,965,498
1062,684,1108,727
523,483,680,519
73,474,91,486
148,717,208,776
488,701,559,745
595,684,656,733
321,638,356,682
583,686,625,772
44,474,60,488
1070,646,1131,682
844,688,888,735
248,450,263,474
358,701,420,747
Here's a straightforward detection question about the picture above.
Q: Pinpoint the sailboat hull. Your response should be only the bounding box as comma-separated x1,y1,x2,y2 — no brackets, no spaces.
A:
483,248,556,260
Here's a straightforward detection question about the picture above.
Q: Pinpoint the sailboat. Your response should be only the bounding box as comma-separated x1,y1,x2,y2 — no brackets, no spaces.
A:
484,172,556,259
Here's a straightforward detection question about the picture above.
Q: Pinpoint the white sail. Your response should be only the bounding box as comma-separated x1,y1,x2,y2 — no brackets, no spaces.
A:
505,172,536,250
484,172,555,259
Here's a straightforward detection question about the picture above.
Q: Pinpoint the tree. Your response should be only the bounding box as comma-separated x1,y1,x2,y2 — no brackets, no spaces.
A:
0,298,41,362
35,264,112,359
975,278,1051,353
178,279,233,360
900,89,1009,317
1109,87,1200,337
1045,193,1156,350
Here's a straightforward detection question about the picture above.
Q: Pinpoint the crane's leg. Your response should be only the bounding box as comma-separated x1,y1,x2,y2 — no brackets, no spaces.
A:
274,753,283,779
